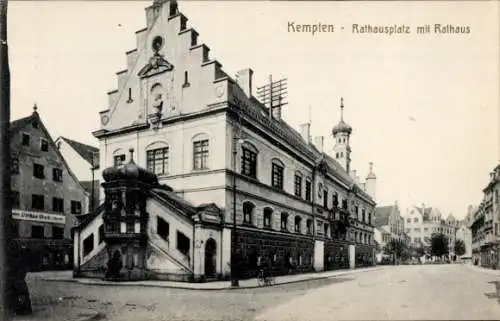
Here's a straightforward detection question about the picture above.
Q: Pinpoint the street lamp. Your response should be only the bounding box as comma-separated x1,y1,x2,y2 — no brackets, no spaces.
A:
230,110,244,287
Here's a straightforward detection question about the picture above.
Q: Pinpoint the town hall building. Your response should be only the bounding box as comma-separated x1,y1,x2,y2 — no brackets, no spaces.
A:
73,0,378,282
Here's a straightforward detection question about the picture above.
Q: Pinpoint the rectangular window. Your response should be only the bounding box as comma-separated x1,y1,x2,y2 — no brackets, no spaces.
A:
146,147,169,175
11,156,19,174
31,194,44,210
71,201,82,214
52,226,64,239
126,222,135,233
83,234,94,256
33,163,45,179
193,140,209,170
11,190,20,209
157,217,170,241
106,222,119,233
306,220,313,234
98,225,104,244
305,180,312,201
22,133,30,146
40,138,49,152
52,197,64,213
31,225,44,239
176,231,190,256
294,175,302,197
113,154,126,167
271,163,284,189
241,148,257,178
52,168,63,182
323,190,328,209
317,221,324,235
281,214,288,231
495,223,499,236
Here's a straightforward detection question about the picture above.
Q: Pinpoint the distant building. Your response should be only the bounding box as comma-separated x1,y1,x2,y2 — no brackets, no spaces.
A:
456,205,473,259
471,163,500,268
373,202,408,262
55,136,100,211
10,106,89,271
404,204,459,257
73,0,378,282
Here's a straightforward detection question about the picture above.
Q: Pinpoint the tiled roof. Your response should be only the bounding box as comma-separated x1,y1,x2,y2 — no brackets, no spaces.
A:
10,114,36,133
416,207,433,221
237,94,373,202
60,136,99,167
374,206,394,226
151,188,197,217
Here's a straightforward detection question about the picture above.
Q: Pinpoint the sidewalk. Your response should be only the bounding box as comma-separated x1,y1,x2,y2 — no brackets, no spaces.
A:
466,264,500,276
28,266,384,290
13,305,103,321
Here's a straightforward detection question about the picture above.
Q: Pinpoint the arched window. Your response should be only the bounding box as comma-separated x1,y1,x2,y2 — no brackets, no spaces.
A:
192,133,210,170
368,212,372,225
294,171,303,197
243,202,255,225
281,212,289,231
271,159,285,190
362,209,366,223
306,219,313,235
354,232,358,243
294,216,302,233
263,207,273,228
145,141,169,175
241,142,258,179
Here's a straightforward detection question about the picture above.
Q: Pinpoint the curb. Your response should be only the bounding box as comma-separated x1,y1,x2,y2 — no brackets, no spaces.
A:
466,264,500,276
12,309,103,321
37,267,383,291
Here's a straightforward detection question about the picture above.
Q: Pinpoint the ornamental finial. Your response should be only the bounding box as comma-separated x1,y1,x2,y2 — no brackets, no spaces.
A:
340,97,344,121
129,148,135,163
33,103,38,113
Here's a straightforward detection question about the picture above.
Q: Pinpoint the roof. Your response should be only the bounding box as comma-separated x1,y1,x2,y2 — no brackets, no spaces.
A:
239,94,374,203
374,206,394,226
415,206,433,221
376,226,390,234
10,114,36,134
446,213,456,221
10,111,91,199
59,136,99,167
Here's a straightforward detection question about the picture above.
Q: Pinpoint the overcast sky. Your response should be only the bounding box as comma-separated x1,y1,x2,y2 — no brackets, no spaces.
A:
8,1,499,219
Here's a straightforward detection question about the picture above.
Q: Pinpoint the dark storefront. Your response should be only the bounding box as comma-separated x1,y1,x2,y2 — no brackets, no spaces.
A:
14,238,73,272
235,228,315,278
324,240,350,270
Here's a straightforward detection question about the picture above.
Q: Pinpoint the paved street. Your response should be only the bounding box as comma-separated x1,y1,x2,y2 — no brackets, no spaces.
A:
24,265,500,320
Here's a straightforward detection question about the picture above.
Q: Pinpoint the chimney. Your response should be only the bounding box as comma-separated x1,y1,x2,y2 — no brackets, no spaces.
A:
235,68,253,98
299,123,311,143
314,136,324,152
272,101,282,120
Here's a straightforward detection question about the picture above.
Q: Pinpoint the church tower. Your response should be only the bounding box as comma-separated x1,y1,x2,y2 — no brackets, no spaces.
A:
365,162,377,200
332,97,353,173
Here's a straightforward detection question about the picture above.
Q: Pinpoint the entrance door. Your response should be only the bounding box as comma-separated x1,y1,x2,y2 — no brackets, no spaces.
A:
204,238,217,278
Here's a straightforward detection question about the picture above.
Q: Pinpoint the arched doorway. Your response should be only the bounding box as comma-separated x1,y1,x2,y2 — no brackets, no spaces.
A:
204,238,217,278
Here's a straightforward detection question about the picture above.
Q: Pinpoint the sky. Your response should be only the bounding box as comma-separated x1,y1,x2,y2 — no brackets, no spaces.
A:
7,1,500,219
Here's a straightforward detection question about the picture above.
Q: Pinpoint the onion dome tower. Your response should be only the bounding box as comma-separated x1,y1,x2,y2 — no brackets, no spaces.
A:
332,97,353,173
100,148,159,280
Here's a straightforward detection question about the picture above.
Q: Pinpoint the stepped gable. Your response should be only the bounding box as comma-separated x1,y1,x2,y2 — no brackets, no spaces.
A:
99,0,228,132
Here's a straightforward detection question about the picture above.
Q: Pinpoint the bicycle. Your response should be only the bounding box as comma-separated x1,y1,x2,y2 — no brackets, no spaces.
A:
257,268,275,287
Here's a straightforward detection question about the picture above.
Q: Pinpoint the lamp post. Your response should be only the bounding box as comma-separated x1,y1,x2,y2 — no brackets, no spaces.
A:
230,111,243,287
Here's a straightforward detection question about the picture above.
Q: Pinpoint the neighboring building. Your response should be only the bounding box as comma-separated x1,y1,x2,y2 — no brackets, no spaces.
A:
404,204,459,257
456,205,473,260
471,163,500,268
373,202,408,262
10,106,89,271
73,0,377,282
55,136,100,212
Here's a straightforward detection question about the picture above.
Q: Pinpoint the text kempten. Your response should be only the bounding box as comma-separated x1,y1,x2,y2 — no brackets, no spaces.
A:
288,22,335,35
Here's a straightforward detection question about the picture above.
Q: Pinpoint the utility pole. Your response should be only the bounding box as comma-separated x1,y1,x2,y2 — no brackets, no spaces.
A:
1,0,32,316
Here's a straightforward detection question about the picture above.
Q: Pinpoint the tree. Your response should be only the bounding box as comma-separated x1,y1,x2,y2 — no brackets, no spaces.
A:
410,242,425,258
431,233,449,258
454,239,466,257
383,238,408,264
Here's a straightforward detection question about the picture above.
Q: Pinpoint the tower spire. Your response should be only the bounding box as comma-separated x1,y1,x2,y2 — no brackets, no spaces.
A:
340,97,344,121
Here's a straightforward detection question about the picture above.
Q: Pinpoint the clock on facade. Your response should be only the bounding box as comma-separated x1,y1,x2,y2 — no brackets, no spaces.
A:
101,115,110,125
152,36,164,53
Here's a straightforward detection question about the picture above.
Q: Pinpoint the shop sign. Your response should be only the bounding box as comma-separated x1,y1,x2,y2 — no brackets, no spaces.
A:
12,210,66,224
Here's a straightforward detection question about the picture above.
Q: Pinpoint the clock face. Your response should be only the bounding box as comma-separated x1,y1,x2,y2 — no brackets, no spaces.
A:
101,115,110,125
152,36,164,52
